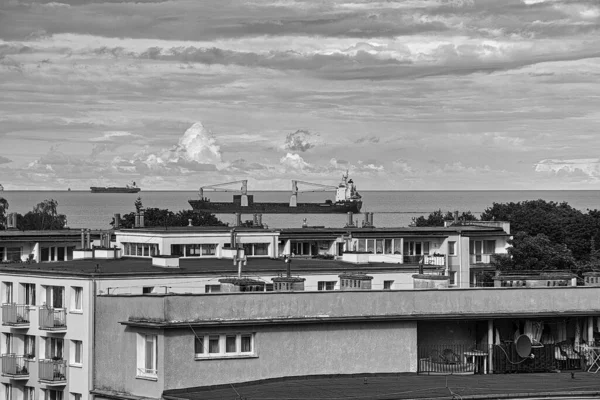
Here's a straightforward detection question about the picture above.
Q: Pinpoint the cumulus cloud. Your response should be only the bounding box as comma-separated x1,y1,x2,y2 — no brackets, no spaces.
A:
535,158,600,179
280,153,311,171
283,130,316,152
0,156,12,165
90,131,141,142
392,159,415,174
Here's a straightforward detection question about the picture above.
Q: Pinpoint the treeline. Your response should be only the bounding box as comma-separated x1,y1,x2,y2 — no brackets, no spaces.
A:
0,198,67,230
416,199,600,272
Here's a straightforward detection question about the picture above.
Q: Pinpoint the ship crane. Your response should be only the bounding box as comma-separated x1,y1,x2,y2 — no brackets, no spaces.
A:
290,180,337,207
199,180,249,206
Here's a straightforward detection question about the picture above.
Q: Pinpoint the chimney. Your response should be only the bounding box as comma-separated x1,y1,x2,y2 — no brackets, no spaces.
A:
454,211,459,224
139,210,145,228
188,218,193,227
81,229,85,249
134,213,140,228
370,212,375,227
86,229,91,249
253,213,259,226
235,213,242,227
258,214,263,227
346,212,354,227
113,214,120,230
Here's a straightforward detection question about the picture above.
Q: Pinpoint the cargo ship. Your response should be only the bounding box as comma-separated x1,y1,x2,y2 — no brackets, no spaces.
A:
189,173,362,214
90,181,141,193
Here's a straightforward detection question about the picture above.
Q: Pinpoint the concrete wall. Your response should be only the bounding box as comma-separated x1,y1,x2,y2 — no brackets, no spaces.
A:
163,321,417,390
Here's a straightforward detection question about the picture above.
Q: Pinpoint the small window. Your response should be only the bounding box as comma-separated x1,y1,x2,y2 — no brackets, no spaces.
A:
22,283,36,306
3,282,13,304
317,281,336,291
194,336,204,355
70,393,81,400
448,241,456,256
71,340,82,365
194,333,255,359
208,336,220,354
71,287,83,311
44,389,63,400
205,285,220,293
449,271,457,285
142,287,154,294
383,280,394,290
241,335,252,353
226,336,236,353
136,334,157,378
24,335,35,359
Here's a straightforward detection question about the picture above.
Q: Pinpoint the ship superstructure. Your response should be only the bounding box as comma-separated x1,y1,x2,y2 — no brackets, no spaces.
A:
189,173,362,214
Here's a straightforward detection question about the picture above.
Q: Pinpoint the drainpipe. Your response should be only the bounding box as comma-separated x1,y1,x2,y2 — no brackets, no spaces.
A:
487,319,493,374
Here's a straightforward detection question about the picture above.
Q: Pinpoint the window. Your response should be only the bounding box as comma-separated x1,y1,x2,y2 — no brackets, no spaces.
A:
317,281,336,291
194,333,255,359
71,340,82,365
171,245,183,257
23,284,36,306
484,240,496,254
24,335,35,359
44,338,63,360
3,282,13,304
44,286,64,309
383,280,394,290
204,285,221,293
3,384,11,400
184,244,217,257
3,333,11,354
70,394,81,400
44,390,62,400
136,334,157,378
71,287,82,311
384,239,392,254
142,287,154,294
24,387,34,400
448,241,456,256
449,271,457,285
243,243,270,256
6,248,21,262
123,243,158,257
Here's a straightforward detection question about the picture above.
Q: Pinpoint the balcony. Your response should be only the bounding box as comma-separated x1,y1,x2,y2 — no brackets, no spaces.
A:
470,254,500,265
404,255,446,267
38,359,67,385
38,307,67,331
1,304,30,327
1,354,31,379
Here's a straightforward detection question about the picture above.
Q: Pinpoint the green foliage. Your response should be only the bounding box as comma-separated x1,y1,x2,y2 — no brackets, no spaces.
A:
0,197,8,229
134,197,143,213
114,207,227,229
481,199,600,261
492,232,576,272
17,199,67,230
412,210,477,227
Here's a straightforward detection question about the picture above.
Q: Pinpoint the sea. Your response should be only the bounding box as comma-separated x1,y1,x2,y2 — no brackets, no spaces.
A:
0,190,599,230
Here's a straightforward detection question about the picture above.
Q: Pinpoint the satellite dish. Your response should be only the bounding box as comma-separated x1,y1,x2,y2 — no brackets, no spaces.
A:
515,334,532,358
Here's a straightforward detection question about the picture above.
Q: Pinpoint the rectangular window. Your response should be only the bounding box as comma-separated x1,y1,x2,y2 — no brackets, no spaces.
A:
366,240,375,253
208,336,220,354
448,241,456,256
195,333,254,359
44,337,63,359
45,286,64,309
24,335,35,359
23,283,36,306
71,340,82,365
3,282,13,304
70,394,81,400
71,287,83,311
449,271,457,285
171,245,183,257
136,334,157,378
201,244,216,256
225,336,236,353
484,240,496,254
3,384,11,400
6,248,21,262
318,281,336,291
254,243,268,256
142,287,154,294
357,240,366,252
383,280,394,290
3,333,11,354
375,239,383,254
44,390,62,400
24,387,34,400
384,239,392,254
393,239,402,254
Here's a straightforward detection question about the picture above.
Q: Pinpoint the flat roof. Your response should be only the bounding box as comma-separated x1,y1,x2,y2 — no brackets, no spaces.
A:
0,256,436,278
161,372,600,400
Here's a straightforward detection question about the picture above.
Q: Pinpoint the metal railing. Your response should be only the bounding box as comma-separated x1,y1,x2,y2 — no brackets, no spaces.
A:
418,344,487,375
1,354,30,376
38,359,67,382
470,254,501,264
38,307,66,330
1,304,30,326
493,342,581,373
403,255,446,266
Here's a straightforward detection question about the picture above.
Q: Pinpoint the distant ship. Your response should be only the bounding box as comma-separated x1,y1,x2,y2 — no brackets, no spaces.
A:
90,181,141,194
189,173,362,214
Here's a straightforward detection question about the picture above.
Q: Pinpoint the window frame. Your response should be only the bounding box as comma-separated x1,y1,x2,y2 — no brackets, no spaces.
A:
194,333,256,360
136,333,158,380
70,340,83,366
71,287,83,312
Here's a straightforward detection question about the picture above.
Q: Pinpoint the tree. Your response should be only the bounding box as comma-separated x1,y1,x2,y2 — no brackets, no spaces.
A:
481,199,599,261
113,206,226,229
0,197,8,229
134,197,143,213
491,232,576,272
412,210,477,227
17,199,67,230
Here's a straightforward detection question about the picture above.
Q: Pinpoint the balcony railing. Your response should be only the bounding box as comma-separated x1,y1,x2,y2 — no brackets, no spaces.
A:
403,255,446,266
38,359,67,384
1,304,30,327
418,344,487,375
1,354,30,378
38,307,66,330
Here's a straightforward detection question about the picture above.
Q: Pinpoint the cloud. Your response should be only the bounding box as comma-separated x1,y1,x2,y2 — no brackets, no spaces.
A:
392,159,415,174
0,156,12,165
283,129,316,152
280,153,311,171
90,131,141,142
535,158,600,179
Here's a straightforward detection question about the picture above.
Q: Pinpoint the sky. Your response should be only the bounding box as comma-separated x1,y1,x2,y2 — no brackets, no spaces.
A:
0,0,600,191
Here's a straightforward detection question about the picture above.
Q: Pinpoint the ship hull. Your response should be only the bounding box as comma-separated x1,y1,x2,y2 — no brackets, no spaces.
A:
189,200,362,214
90,187,141,193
